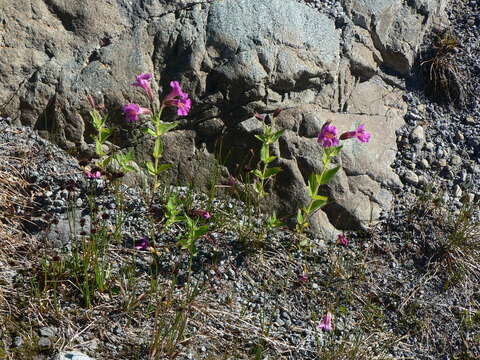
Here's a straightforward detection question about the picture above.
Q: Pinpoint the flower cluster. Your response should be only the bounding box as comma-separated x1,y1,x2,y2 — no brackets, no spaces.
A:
317,122,371,147
337,233,348,246
122,73,191,122
318,311,333,332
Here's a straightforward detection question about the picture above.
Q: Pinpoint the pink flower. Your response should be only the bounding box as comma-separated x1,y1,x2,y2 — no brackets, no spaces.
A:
122,103,151,122
85,170,101,179
135,237,149,251
318,312,333,332
339,124,371,143
226,175,237,187
317,122,339,147
298,272,308,283
337,234,348,246
193,209,211,220
132,73,154,100
163,81,191,116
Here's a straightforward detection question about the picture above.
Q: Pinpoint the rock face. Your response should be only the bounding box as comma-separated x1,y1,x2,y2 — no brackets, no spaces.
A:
0,0,447,233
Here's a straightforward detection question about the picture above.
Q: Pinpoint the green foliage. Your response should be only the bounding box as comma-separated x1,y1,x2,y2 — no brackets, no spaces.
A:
178,215,209,257
296,146,342,233
251,113,285,198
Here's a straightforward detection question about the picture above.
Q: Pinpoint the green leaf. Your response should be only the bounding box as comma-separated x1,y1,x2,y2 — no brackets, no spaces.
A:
260,144,269,163
90,111,103,129
308,173,318,197
296,209,304,225
310,199,328,212
270,129,285,143
263,167,282,178
95,140,105,156
121,165,136,173
156,121,178,136
99,128,112,143
253,181,263,194
265,155,276,164
319,166,340,185
254,134,266,143
141,127,157,137
156,163,172,173
146,161,156,176
311,194,328,201
193,225,209,240
252,169,263,179
153,137,163,159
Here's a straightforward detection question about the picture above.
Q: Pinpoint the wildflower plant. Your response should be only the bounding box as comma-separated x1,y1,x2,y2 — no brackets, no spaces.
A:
296,122,371,233
125,77,191,200
251,111,285,198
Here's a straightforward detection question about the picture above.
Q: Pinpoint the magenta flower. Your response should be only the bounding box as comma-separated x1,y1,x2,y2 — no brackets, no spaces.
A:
122,103,151,122
85,170,101,179
317,122,339,147
337,234,348,246
193,209,211,220
132,73,154,100
318,312,333,332
226,175,237,187
339,124,371,143
298,272,308,283
163,81,191,116
134,237,149,251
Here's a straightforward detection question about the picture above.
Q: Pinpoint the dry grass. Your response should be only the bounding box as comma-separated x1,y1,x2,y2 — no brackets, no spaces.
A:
420,31,465,106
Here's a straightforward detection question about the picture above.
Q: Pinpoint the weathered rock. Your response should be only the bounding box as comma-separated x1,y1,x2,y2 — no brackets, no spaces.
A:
344,0,448,74
54,351,94,360
0,0,447,233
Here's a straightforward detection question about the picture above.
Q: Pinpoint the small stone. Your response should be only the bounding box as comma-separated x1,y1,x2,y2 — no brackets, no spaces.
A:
39,327,57,338
407,112,423,121
54,351,94,360
76,198,83,207
465,116,475,124
454,185,463,198
38,337,51,348
437,159,447,167
13,336,23,347
419,159,430,169
418,175,427,185
451,155,462,166
403,170,419,185
424,142,434,151
455,131,464,141
410,126,425,149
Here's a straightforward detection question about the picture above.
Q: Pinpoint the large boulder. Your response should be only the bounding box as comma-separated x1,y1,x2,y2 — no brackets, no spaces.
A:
0,0,446,233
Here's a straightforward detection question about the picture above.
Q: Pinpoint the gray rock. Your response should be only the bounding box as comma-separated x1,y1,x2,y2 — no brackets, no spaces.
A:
424,142,435,151
453,185,463,198
54,351,94,360
403,170,419,185
451,155,462,166
419,158,430,169
39,327,57,338
410,126,425,149
38,337,51,348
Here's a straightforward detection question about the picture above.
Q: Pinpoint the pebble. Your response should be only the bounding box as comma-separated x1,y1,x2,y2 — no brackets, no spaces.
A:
410,126,425,146
451,155,462,166
454,185,463,198
403,170,419,185
38,337,51,348
39,327,57,337
420,159,430,169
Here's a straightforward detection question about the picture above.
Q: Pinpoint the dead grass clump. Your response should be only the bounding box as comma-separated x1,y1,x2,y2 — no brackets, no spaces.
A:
0,155,32,237
420,30,465,106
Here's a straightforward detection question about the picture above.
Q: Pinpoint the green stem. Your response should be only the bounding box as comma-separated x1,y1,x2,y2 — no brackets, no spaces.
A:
150,105,165,206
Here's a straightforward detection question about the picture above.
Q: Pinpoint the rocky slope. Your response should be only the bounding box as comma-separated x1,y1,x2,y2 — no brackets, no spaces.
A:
1,0,480,359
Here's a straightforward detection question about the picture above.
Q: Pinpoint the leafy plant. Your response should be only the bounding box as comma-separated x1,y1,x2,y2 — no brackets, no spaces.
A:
251,111,284,198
